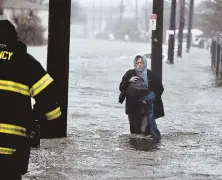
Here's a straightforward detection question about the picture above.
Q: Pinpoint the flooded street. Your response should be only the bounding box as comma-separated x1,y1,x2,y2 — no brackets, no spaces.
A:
24,37,222,180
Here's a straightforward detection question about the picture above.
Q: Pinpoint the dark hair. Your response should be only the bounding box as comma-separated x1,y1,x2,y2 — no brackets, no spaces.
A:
135,55,143,61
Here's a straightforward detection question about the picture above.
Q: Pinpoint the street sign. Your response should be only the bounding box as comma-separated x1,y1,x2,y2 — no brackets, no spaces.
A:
150,14,157,31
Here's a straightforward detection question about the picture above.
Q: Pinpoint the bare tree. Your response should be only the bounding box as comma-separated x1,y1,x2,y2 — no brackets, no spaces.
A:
26,0,45,5
196,0,222,37
0,0,3,16
11,8,46,45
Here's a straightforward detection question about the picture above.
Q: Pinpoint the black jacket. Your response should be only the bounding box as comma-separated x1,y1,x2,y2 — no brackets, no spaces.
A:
0,33,62,174
119,69,164,119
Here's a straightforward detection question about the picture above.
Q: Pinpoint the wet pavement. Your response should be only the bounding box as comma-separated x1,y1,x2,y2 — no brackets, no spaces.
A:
24,38,222,180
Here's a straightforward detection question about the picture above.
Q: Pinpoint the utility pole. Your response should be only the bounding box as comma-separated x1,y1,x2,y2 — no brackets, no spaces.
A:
100,0,102,32
110,6,113,30
92,0,95,38
120,0,124,24
167,0,177,64
145,0,149,41
177,0,185,57
151,0,164,81
135,0,138,25
45,0,71,138
186,0,194,53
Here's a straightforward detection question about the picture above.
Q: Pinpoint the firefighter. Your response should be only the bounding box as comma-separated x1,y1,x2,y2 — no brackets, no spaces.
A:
0,20,62,179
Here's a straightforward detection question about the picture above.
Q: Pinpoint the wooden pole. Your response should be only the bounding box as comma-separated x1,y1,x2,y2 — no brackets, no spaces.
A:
151,0,164,80
167,0,177,64
43,0,71,138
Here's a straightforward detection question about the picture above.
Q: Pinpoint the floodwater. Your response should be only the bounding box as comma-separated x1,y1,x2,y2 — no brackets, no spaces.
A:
24,37,222,180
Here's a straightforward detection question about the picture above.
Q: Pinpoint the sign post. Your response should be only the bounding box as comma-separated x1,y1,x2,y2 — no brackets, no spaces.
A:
151,0,163,81
150,14,157,31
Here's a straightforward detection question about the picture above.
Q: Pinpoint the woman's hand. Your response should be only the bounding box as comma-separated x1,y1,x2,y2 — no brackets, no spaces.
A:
129,76,139,82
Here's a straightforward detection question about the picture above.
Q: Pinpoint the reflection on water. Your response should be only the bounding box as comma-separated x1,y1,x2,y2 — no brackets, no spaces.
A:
128,135,160,152
119,134,161,152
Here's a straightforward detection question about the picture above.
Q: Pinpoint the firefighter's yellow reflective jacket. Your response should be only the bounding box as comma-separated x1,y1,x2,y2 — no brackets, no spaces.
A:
0,40,62,160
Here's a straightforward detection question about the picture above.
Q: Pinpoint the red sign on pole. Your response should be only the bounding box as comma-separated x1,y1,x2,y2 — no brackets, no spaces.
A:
150,14,157,30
